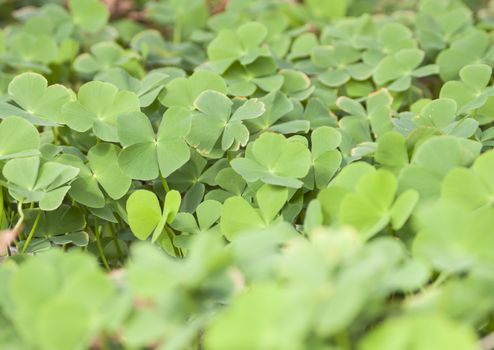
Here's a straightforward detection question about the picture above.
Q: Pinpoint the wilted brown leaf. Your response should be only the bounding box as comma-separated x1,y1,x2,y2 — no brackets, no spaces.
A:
0,225,22,253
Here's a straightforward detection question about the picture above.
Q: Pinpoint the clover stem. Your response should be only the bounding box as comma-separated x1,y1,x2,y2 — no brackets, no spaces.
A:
52,126,59,145
15,201,25,240
21,209,41,254
160,175,170,193
108,223,123,262
432,271,450,288
387,222,395,236
164,225,182,258
94,217,111,271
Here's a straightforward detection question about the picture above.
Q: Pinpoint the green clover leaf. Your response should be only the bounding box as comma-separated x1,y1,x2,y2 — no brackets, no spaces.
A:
306,0,349,19
69,0,109,33
223,59,283,97
171,199,222,237
360,314,478,350
160,70,227,109
63,81,140,142
439,64,493,114
399,136,481,201
0,72,72,125
0,116,40,160
304,126,342,189
280,69,314,100
74,41,139,76
231,132,312,188
373,48,438,91
127,189,181,242
220,184,288,240
186,90,265,157
87,143,132,200
416,1,472,51
312,44,371,87
436,29,494,81
2,156,79,210
375,131,409,173
207,21,271,74
57,154,106,209
337,89,393,139
118,107,191,180
441,151,494,210
244,91,293,133
414,201,494,271
340,169,418,239
97,68,170,107
21,205,88,251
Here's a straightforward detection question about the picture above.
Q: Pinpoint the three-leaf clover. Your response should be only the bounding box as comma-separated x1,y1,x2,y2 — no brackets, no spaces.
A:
311,44,371,87
373,48,438,91
439,64,493,114
436,29,494,81
2,156,79,210
170,199,222,238
118,107,191,180
207,21,271,74
231,132,312,188
416,1,472,51
74,41,139,76
414,98,478,138
0,72,71,125
63,81,140,142
222,58,284,97
220,184,288,240
339,169,419,239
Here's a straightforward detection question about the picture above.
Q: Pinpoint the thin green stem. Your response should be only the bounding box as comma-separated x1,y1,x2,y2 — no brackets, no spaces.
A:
387,222,395,236
433,271,450,288
16,202,24,227
108,223,123,262
164,225,182,258
52,126,60,145
160,175,170,193
94,217,110,271
21,210,41,254
15,201,25,240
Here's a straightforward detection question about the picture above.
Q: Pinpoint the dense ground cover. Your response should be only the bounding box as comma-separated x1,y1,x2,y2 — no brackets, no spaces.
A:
1,0,494,349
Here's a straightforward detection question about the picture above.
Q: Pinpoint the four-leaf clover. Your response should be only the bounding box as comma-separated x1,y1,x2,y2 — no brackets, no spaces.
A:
187,90,265,157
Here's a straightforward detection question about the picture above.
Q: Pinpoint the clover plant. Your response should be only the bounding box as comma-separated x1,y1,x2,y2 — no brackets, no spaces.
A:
0,1,494,349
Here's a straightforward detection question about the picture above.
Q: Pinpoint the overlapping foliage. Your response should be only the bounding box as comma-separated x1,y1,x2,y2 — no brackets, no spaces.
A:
1,0,494,349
